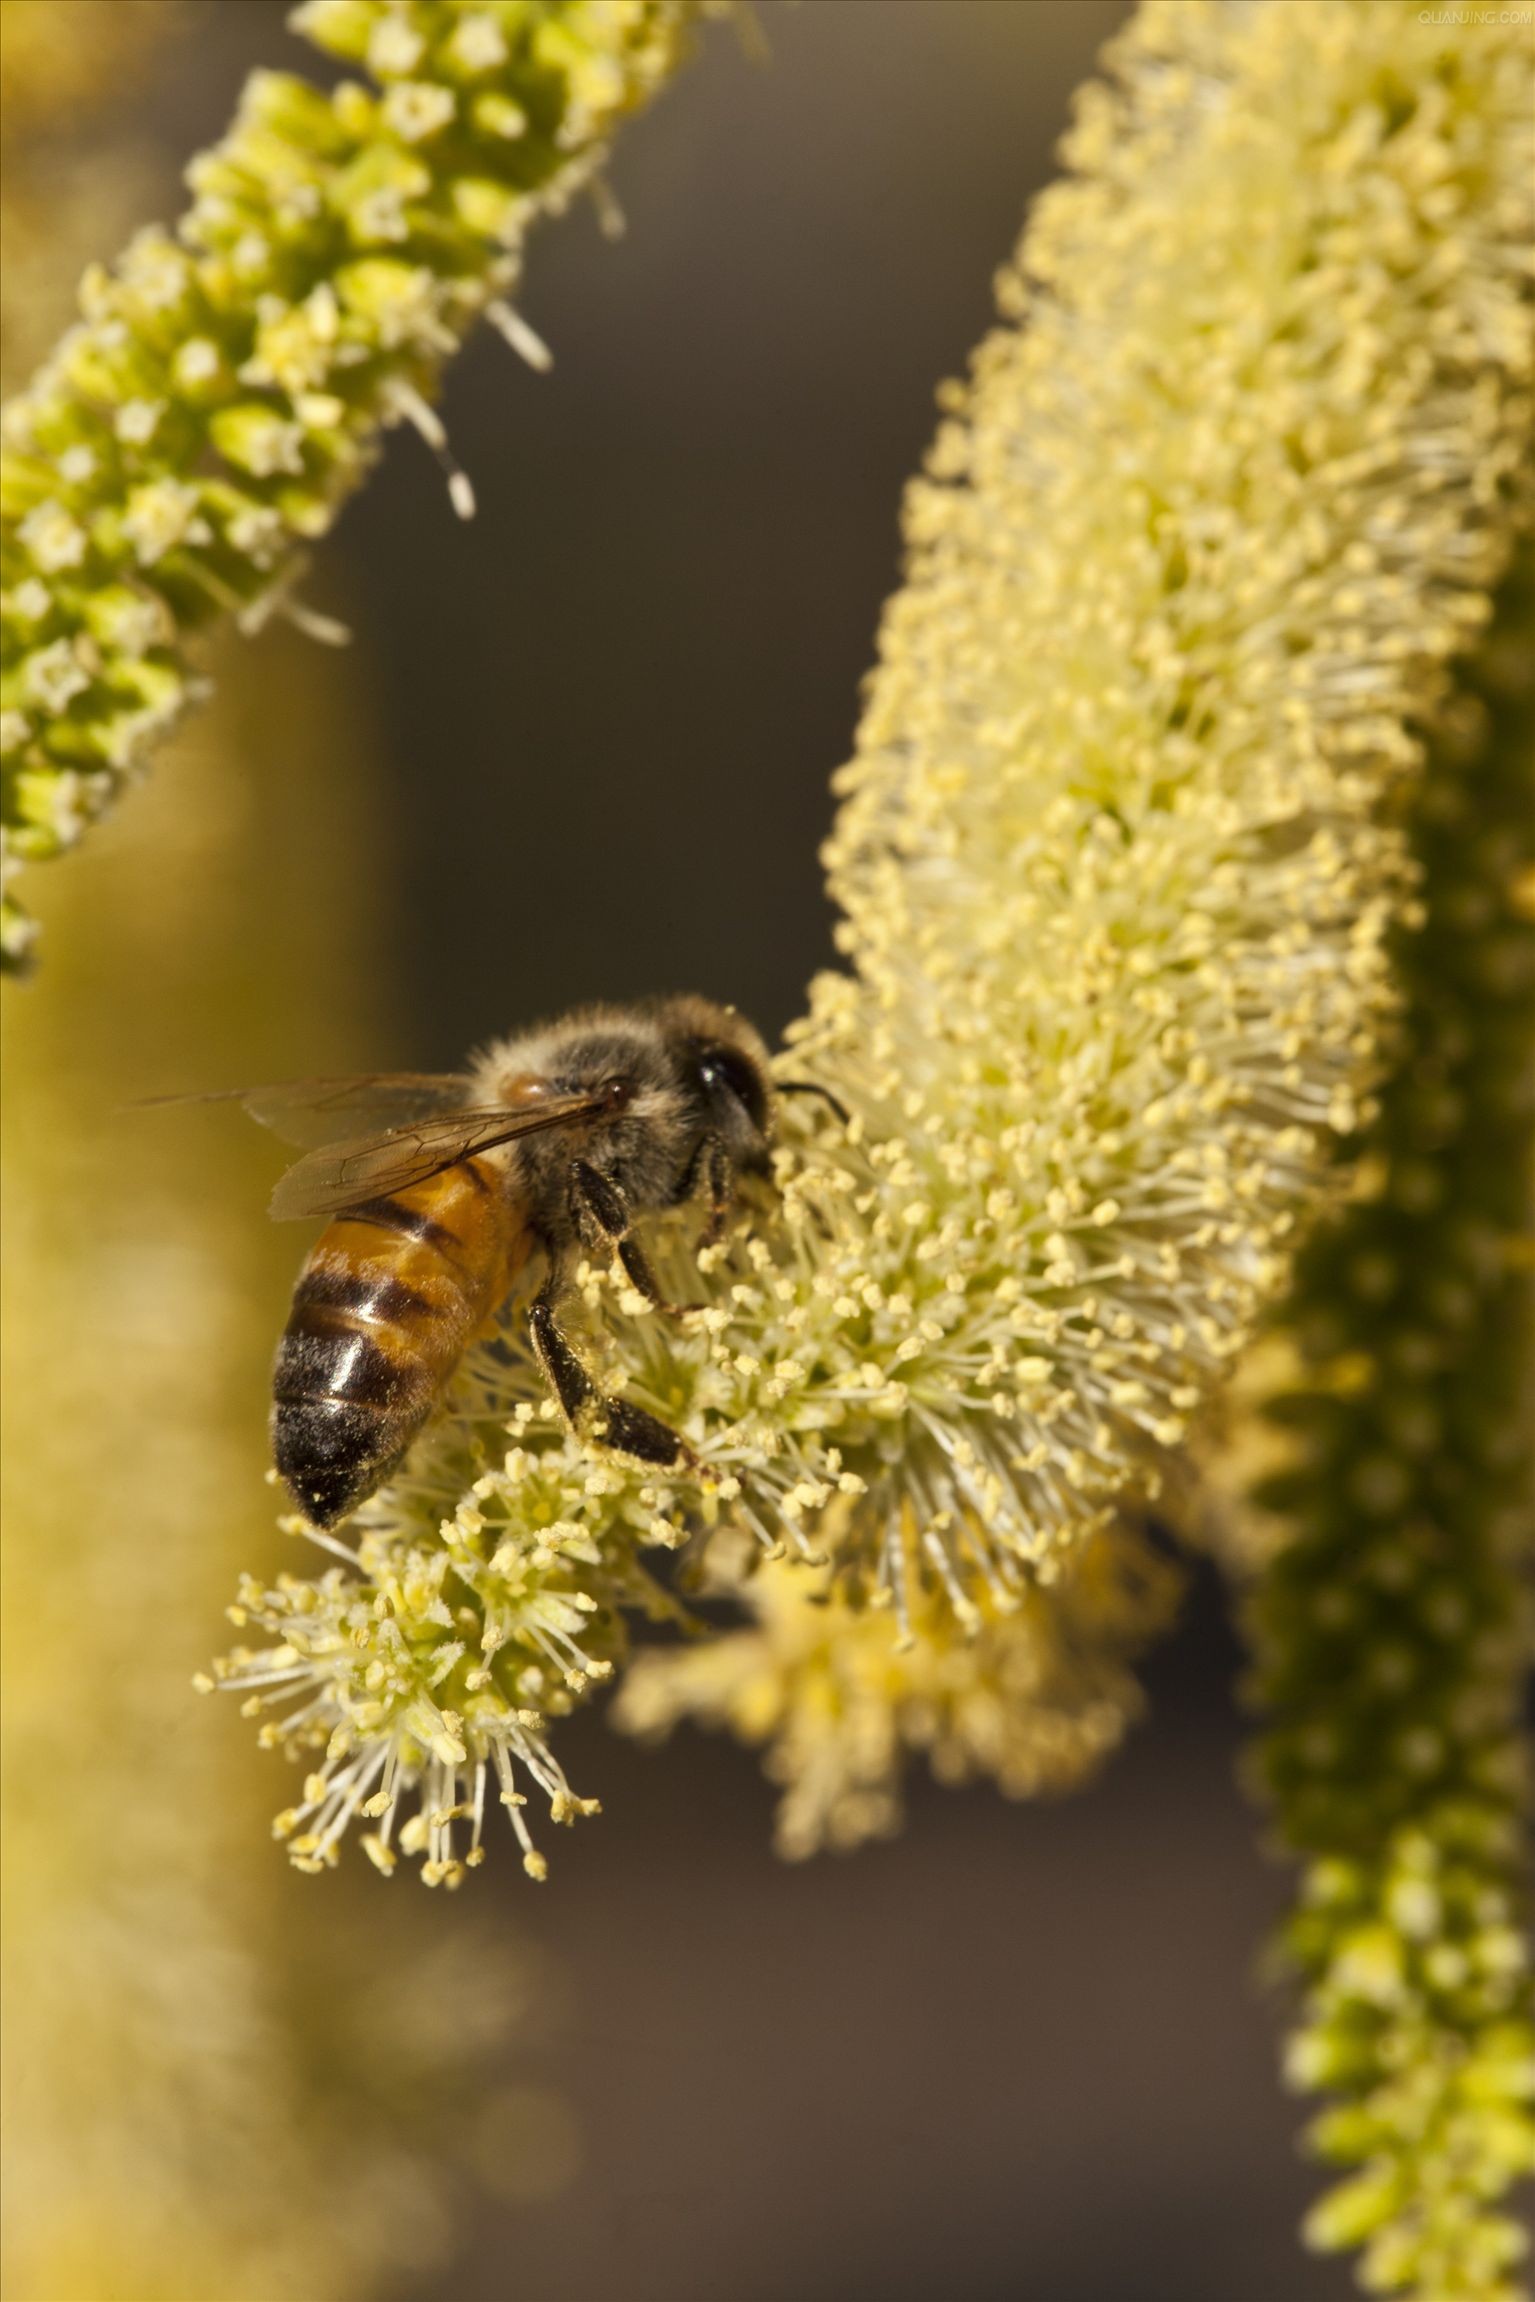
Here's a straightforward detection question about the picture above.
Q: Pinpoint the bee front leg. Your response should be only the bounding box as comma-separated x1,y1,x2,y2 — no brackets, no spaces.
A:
683,1133,735,1251
569,1159,703,1319
528,1287,697,1473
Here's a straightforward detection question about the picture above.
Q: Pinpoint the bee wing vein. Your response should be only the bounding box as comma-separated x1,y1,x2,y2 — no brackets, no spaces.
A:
136,1072,478,1148
268,1093,614,1221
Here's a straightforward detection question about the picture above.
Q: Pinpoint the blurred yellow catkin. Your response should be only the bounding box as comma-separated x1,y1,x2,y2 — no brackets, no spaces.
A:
2,15,561,2292
0,610,562,2302
0,0,170,392
616,1518,1182,1858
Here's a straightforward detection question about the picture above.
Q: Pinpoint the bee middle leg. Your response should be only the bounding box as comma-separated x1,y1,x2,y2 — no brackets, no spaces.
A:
569,1159,703,1319
528,1286,697,1472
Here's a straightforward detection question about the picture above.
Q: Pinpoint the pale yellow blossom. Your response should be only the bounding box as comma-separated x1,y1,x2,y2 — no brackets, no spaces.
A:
220,1,1534,1895
616,1521,1180,1859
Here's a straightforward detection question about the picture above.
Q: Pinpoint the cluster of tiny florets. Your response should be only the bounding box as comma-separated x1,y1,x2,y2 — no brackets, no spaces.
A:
203,1358,679,1884
218,0,1534,1890
1232,559,1535,2301
0,0,704,966
615,1519,1181,1858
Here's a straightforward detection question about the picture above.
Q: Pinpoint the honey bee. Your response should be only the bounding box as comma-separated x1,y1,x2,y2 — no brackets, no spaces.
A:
164,998,815,1530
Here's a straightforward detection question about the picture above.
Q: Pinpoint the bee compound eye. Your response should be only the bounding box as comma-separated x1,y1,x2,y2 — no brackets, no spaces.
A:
698,1045,768,1132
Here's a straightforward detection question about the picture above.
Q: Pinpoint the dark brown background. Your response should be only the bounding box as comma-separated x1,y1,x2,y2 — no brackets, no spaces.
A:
69,4,1361,2295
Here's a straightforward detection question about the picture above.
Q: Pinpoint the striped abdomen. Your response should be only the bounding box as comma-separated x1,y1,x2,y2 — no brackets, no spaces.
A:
272,1158,530,1528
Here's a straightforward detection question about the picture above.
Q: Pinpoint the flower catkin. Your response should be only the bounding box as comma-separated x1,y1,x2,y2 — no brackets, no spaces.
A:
615,1519,1181,1859
0,0,707,969
1237,559,1535,2302
0,619,542,2298
216,0,1534,1884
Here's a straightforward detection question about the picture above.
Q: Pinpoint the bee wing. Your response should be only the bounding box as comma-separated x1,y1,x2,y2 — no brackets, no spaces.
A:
135,1072,478,1149
268,1090,615,1221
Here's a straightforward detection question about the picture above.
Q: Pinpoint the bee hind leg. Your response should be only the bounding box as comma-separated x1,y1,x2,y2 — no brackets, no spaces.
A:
528,1293,697,1473
569,1158,704,1318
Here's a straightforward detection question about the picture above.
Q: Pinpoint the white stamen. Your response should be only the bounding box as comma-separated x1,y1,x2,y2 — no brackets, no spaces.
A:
269,596,353,647
589,177,626,241
486,299,553,374
393,381,477,518
295,1520,363,1567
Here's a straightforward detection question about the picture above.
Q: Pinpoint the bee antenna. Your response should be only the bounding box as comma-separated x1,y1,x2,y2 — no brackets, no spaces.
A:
776,1079,851,1127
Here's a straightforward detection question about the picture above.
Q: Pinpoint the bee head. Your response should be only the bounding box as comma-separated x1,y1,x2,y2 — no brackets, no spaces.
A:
694,1038,771,1135
650,995,774,1160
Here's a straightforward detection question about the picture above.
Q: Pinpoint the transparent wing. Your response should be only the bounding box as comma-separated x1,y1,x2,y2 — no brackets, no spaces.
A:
268,1091,615,1221
136,1072,477,1149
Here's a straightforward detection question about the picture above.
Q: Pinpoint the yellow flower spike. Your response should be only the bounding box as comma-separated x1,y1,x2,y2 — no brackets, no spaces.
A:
218,0,1532,1893
1228,557,1535,2301
615,1519,1182,1860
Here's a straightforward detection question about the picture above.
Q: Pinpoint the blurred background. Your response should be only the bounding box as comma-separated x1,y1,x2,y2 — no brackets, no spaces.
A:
1,4,1363,2296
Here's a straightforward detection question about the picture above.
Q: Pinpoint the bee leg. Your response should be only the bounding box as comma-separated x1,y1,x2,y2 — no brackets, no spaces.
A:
569,1159,704,1320
569,1159,628,1252
528,1292,697,1473
684,1133,735,1251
